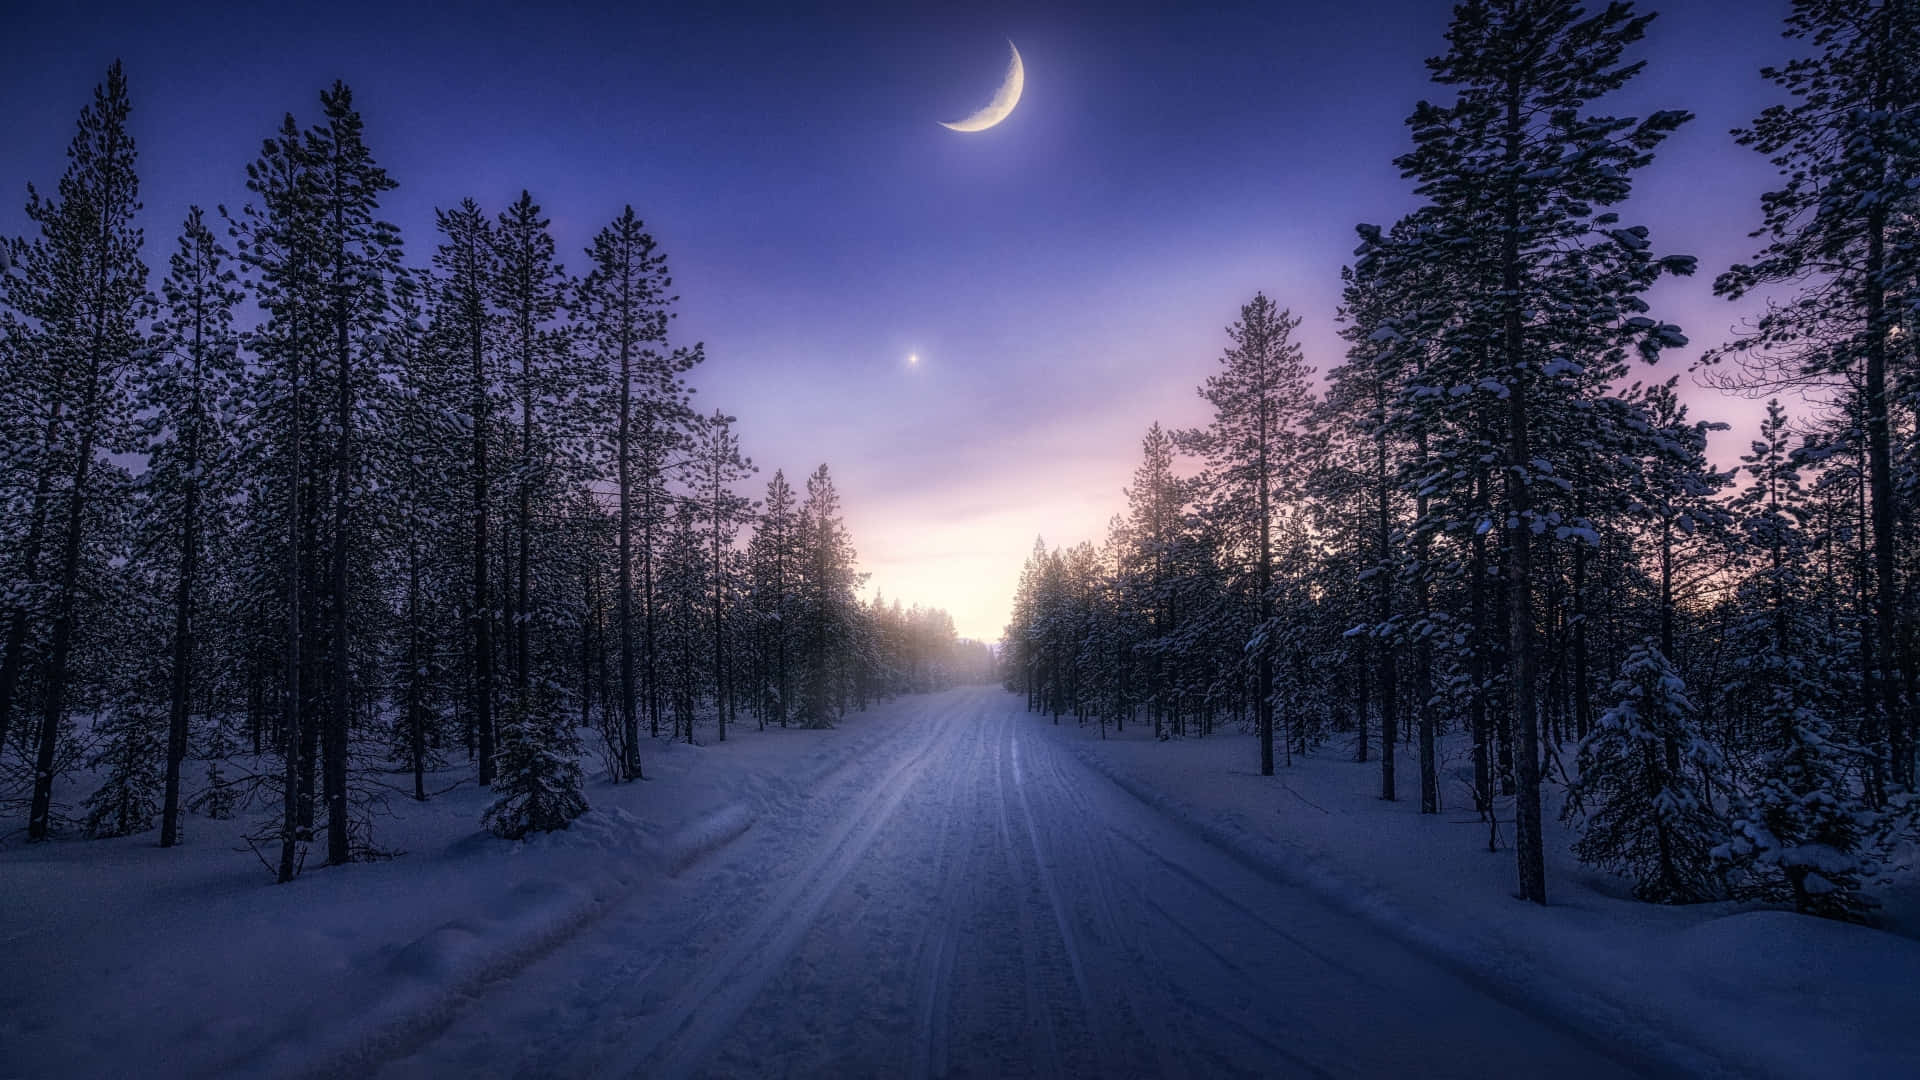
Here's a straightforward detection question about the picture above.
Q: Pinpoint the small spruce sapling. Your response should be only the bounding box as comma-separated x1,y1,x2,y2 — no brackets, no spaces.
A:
483,682,589,840
1566,644,1724,903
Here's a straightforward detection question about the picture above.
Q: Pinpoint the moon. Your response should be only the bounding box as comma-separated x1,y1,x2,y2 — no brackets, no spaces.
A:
941,40,1023,132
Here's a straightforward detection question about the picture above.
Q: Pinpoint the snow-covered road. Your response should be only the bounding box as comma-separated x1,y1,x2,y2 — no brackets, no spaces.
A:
380,687,1650,1079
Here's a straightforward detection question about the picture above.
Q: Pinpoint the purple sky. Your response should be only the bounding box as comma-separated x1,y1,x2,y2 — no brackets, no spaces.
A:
2,1,1790,639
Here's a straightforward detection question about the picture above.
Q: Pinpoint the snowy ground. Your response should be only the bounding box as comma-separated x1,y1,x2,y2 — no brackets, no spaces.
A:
1039,708,1920,1080
2,699,924,1078
4,687,1914,1078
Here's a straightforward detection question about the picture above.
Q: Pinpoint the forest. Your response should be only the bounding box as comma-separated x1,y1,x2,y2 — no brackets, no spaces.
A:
5,2,1920,1077
1001,0,1920,921
0,66,994,875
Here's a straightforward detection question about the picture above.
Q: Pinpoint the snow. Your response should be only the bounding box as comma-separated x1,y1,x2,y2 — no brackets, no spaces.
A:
1,702,920,1078
375,689,1642,1078
5,686,1914,1078
1043,713,1920,1080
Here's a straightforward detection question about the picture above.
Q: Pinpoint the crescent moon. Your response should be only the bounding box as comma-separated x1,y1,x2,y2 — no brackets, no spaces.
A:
941,40,1023,133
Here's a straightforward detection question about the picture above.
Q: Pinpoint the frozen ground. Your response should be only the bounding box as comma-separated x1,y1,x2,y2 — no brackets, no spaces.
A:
4,686,1914,1078
1041,707,1920,1080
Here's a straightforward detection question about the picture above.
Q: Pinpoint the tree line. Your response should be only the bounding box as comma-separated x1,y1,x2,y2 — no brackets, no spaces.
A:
1002,0,1919,921
0,65,993,874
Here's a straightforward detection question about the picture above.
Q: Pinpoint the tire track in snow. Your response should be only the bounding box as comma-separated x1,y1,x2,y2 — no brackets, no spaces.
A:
908,696,994,1079
990,707,1072,1075
387,692,976,1080
1005,713,1120,1078
620,696,968,1078
1011,711,1220,1079
1024,721,1447,1077
1031,705,1656,1079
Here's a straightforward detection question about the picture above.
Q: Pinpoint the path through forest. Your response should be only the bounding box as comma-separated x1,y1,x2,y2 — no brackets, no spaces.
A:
377,686,1652,1079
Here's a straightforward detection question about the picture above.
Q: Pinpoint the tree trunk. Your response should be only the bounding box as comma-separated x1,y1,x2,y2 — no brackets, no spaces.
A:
1416,433,1437,814
1257,414,1275,777
1470,465,1492,819
1864,203,1909,792
617,350,640,777
472,326,494,786
325,236,352,868
1503,76,1546,905
643,441,661,740
1377,421,1397,801
713,465,727,744
277,322,306,883
27,422,97,841
408,536,426,802
160,366,203,847
0,405,63,757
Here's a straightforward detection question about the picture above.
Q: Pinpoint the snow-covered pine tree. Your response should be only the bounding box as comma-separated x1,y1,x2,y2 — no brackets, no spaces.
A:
83,698,165,839
429,197,502,786
576,205,702,775
748,469,800,727
633,400,687,740
79,569,169,843
1715,401,1881,920
660,496,707,740
1566,642,1724,903
1380,0,1695,903
1120,423,1186,739
1301,388,1383,764
307,81,402,867
10,62,150,841
140,206,243,847
797,464,861,728
1095,516,1141,735
1176,293,1314,777
379,269,464,802
1328,264,1417,796
1711,0,1920,792
194,705,237,822
228,106,326,881
491,191,572,695
482,680,587,840
1619,379,1731,673
687,410,754,741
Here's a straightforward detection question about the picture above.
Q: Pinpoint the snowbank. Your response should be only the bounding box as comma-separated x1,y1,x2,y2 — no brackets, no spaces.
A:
0,699,927,1079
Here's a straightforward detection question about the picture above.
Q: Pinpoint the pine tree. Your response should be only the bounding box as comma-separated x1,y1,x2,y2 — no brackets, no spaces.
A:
1121,423,1186,738
308,81,402,866
140,206,243,847
1566,642,1724,902
1711,0,1920,792
195,706,237,822
750,469,800,727
379,269,460,802
660,496,707,740
491,191,571,694
1715,401,1881,920
798,464,860,728
10,63,150,841
229,109,324,882
577,207,700,771
1382,0,1694,902
1178,294,1313,777
688,410,754,741
83,700,164,840
482,681,587,839
430,198,500,787
633,399,684,740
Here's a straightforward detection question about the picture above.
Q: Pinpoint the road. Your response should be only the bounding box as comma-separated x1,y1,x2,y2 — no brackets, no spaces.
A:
379,686,1648,1079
